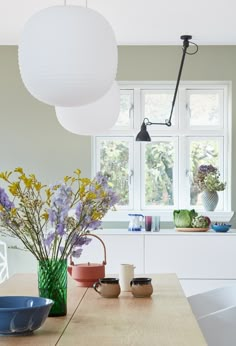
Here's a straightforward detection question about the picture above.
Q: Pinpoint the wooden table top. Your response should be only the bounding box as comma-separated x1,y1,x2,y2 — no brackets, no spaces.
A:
0,273,206,346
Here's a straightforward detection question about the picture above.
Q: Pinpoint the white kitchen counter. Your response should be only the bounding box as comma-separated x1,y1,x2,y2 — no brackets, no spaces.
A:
85,228,236,296
94,228,236,236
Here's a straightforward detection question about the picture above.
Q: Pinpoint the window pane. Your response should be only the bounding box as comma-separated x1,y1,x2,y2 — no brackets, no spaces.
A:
114,93,132,127
144,141,174,206
190,139,220,206
99,140,130,206
188,91,221,126
143,91,175,124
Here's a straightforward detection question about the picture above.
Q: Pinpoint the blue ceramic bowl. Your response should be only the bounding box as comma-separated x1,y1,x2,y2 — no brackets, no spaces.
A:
0,296,54,336
211,224,231,232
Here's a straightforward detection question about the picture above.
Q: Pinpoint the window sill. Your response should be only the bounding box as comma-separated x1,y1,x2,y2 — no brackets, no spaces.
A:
102,210,234,223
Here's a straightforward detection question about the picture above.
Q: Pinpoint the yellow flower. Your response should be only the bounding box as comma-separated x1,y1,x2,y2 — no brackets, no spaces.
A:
34,182,42,192
100,191,107,198
9,182,20,196
0,171,12,181
80,178,91,185
74,169,81,176
10,208,17,217
22,176,33,189
79,185,85,197
92,211,102,220
45,188,52,200
87,192,97,200
64,176,71,183
14,167,24,174
41,212,49,221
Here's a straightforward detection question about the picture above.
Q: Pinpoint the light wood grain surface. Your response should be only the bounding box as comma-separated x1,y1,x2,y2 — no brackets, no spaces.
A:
57,274,206,346
0,273,206,346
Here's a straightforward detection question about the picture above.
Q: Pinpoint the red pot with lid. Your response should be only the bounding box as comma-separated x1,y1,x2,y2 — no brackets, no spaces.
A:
68,234,106,287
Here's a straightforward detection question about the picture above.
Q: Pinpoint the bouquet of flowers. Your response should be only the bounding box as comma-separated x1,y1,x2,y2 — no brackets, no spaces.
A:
194,164,226,192
0,168,119,261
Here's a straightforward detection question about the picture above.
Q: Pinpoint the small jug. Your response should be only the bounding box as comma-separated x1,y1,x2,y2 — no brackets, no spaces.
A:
93,278,120,298
128,213,144,232
130,277,153,298
119,264,135,291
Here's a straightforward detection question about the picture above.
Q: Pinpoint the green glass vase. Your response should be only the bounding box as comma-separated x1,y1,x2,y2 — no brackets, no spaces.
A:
38,259,67,317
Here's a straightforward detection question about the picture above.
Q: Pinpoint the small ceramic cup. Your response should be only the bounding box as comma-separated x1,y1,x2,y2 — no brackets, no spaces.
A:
119,264,135,292
130,277,153,298
93,278,121,298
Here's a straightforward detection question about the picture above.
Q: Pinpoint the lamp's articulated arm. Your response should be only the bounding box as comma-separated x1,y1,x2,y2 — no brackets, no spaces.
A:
136,35,198,141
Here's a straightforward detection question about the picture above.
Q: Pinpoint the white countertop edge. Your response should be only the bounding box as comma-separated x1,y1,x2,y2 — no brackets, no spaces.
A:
93,228,236,236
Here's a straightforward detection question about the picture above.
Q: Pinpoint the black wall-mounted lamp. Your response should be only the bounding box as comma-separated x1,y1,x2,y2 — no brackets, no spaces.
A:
136,35,198,142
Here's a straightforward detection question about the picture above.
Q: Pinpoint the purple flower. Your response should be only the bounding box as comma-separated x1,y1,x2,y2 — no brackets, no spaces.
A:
47,183,72,232
48,209,57,223
71,235,92,258
106,187,120,206
94,172,109,188
198,165,217,174
43,232,55,248
57,223,65,236
75,201,83,220
0,187,14,211
72,248,83,258
72,234,92,247
87,220,102,230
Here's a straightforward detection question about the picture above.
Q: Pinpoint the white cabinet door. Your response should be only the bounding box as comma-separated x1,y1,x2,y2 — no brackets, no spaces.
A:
145,235,236,279
76,234,144,275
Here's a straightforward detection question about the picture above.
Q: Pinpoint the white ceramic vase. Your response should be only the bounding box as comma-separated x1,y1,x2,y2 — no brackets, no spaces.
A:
202,190,219,211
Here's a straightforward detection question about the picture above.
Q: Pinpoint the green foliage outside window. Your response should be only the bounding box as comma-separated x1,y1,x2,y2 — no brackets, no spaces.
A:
100,140,129,206
145,142,174,206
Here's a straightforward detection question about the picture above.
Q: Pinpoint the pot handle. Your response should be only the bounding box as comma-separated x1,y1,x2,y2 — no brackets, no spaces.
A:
70,233,107,266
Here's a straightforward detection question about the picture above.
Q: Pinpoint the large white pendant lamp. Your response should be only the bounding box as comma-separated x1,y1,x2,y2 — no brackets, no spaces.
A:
55,81,120,135
18,5,117,107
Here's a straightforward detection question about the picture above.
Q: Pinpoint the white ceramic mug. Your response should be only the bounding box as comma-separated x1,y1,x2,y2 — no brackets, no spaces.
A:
119,264,135,291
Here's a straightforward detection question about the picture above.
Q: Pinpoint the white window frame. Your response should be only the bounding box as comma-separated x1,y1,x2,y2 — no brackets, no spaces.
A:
185,89,224,130
92,81,233,222
113,89,134,130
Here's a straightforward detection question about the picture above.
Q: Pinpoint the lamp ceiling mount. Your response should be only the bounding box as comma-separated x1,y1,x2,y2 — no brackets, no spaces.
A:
180,34,192,41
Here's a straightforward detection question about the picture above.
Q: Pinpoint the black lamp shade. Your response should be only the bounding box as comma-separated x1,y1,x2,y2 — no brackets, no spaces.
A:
136,122,151,141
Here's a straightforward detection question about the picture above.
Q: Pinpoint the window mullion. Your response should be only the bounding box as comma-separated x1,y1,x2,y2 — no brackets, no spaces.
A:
179,136,189,209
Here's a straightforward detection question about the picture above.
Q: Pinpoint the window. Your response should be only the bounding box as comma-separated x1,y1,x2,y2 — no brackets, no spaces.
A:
93,82,232,221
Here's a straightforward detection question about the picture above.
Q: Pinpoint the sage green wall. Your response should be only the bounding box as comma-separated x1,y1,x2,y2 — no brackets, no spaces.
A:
0,46,235,228
0,46,91,184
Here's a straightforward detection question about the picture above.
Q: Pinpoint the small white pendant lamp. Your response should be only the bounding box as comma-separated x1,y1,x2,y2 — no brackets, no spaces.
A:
18,5,117,107
55,81,120,135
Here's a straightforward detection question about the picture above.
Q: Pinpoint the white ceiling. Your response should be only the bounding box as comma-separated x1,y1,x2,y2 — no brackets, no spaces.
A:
1,0,236,45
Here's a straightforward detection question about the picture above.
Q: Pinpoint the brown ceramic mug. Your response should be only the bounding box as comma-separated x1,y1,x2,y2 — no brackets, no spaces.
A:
93,278,121,298
130,277,153,298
